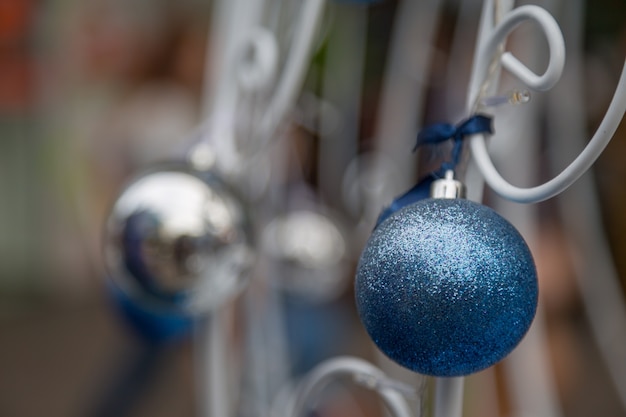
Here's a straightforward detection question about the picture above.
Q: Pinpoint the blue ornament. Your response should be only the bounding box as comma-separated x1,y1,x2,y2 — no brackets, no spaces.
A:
355,198,537,377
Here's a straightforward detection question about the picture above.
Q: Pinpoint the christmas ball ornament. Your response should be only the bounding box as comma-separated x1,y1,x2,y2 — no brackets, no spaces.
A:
104,164,254,314
262,209,347,300
355,173,537,376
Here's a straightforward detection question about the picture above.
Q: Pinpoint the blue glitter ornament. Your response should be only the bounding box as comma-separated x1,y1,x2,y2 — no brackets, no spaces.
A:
355,197,537,377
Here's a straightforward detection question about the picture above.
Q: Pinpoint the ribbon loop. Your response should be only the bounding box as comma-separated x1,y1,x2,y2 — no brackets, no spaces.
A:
414,114,493,150
456,114,493,138
414,123,457,149
413,114,493,170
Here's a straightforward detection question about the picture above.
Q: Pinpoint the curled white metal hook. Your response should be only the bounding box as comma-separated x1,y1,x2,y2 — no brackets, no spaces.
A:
290,357,415,417
471,59,626,203
196,0,325,174
491,6,565,91
468,4,566,108
466,2,626,204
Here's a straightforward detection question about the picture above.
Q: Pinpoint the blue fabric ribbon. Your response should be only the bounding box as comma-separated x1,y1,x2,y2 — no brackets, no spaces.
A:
413,114,493,171
374,114,493,229
375,172,438,228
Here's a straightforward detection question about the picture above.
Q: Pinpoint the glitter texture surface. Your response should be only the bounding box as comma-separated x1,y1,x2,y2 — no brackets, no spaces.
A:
355,198,537,376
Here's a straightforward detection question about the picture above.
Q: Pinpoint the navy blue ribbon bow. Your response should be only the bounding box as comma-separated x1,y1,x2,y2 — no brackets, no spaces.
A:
374,114,493,228
413,114,493,171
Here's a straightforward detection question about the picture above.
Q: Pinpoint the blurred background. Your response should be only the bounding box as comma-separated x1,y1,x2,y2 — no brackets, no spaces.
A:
0,0,625,416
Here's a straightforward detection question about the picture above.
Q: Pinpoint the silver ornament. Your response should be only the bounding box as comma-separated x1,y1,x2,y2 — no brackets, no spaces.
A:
262,210,347,301
104,164,255,314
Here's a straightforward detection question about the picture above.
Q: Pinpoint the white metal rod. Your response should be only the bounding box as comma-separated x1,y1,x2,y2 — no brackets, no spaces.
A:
434,378,464,417
195,310,231,417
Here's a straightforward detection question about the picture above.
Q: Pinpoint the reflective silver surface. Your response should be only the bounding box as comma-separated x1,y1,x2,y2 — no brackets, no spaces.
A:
104,165,254,314
430,170,466,199
262,210,348,301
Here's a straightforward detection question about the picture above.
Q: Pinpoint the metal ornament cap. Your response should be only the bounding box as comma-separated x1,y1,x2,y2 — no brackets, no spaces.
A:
355,198,538,376
430,170,466,199
104,164,255,315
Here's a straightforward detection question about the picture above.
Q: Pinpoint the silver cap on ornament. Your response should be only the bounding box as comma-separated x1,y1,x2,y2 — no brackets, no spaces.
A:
430,170,466,199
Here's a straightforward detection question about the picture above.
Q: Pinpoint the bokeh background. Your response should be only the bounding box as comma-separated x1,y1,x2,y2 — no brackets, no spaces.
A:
0,0,625,416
